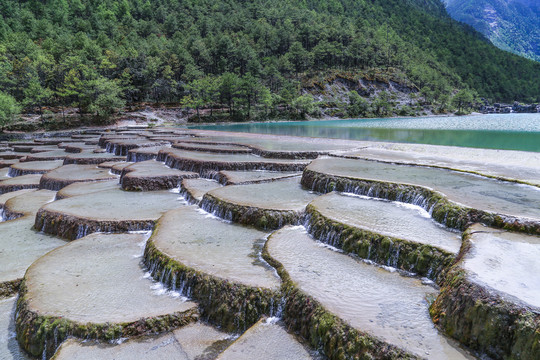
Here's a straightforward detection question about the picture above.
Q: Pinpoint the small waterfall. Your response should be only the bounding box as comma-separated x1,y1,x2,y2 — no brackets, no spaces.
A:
199,197,234,222
304,204,452,281
41,339,47,360
171,272,177,292
2,209,23,221
53,327,59,349
76,225,89,239
269,294,286,319
7,167,20,177
126,152,157,162
303,170,475,232
388,243,400,268
143,241,279,333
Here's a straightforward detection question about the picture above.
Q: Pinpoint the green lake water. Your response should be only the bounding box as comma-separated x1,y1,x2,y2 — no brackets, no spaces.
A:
190,113,540,152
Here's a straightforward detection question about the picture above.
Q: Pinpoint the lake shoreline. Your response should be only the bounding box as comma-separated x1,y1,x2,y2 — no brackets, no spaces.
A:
188,113,540,153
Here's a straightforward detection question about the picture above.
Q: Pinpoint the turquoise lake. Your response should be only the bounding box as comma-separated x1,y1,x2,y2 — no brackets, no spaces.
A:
190,113,540,152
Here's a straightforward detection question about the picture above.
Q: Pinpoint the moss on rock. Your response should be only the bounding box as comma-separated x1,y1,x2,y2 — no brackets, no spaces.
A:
0,278,21,298
15,279,198,359
200,193,304,230
34,208,157,240
301,169,540,235
261,234,420,360
304,205,455,283
143,239,279,333
429,229,540,359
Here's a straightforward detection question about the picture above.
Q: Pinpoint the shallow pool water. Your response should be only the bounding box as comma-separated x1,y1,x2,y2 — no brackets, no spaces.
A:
207,178,317,211
25,233,196,323
0,297,30,360
310,192,462,253
307,157,540,221
53,323,232,360
463,225,540,308
268,226,473,359
152,206,280,289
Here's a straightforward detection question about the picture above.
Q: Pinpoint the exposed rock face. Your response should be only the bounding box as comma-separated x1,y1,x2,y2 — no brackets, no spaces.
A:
444,0,540,62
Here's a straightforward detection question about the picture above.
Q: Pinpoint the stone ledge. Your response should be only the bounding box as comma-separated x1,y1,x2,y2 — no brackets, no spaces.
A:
301,169,540,235
430,228,540,359
305,204,456,282
143,239,279,333
261,232,420,360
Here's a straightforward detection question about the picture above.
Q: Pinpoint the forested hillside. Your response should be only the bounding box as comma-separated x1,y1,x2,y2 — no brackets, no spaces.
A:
443,0,540,62
0,0,539,123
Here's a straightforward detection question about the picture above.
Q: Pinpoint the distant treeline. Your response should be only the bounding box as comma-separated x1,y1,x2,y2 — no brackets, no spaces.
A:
0,0,539,123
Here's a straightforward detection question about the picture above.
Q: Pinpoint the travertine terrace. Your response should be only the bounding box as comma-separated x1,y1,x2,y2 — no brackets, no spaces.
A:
0,127,538,360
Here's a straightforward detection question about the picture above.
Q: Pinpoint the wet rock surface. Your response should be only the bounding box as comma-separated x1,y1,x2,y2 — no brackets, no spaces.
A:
462,225,540,308
0,128,536,359
303,157,540,234
17,232,198,358
62,152,125,164
55,179,120,199
0,167,10,179
127,145,170,162
430,225,540,360
173,141,252,154
109,161,134,174
0,297,31,359
143,206,281,332
335,143,540,186
39,164,118,191
35,188,183,239
201,177,318,230
0,189,34,208
149,206,280,289
52,322,233,360
23,150,69,162
217,170,302,185
184,131,360,159
305,192,461,281
0,190,65,298
120,160,198,191
158,148,311,174
216,319,317,360
8,160,64,177
266,226,472,359
0,174,42,194
104,138,170,156
180,178,223,204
